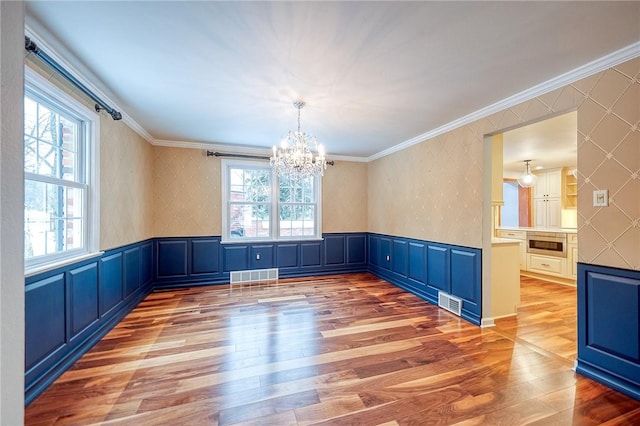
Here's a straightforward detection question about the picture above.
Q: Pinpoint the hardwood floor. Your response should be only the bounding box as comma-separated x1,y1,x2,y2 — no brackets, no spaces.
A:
494,275,577,363
25,273,640,425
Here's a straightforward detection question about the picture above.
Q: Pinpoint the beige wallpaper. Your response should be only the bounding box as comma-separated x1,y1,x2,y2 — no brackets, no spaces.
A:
151,149,367,237
100,119,154,250
576,58,639,271
25,57,155,251
152,147,222,237
368,57,639,271
322,161,368,233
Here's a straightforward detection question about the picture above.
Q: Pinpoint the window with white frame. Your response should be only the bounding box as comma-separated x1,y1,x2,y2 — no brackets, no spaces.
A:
221,159,321,242
24,69,100,272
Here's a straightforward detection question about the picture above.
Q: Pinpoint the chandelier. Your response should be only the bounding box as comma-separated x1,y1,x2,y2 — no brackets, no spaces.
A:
270,101,327,180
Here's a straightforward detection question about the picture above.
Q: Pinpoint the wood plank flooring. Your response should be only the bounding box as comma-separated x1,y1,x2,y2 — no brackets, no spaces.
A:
25,273,640,425
494,275,578,363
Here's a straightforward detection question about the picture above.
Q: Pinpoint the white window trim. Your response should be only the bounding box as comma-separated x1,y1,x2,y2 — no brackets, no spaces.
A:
24,67,101,275
221,158,322,244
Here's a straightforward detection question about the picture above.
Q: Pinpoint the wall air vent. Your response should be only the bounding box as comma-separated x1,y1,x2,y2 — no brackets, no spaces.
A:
230,268,278,285
438,292,463,317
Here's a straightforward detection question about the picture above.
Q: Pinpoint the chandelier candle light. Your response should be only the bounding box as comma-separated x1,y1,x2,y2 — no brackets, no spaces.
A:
271,101,327,181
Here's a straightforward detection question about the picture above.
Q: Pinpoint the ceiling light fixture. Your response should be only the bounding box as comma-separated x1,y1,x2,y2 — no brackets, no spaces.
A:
517,160,538,188
271,101,327,181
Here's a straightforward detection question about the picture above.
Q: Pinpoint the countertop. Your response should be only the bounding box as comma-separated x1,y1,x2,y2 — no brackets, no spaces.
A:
497,226,577,234
492,238,522,245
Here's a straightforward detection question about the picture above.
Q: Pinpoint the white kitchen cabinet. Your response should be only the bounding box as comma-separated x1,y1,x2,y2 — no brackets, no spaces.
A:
534,197,562,228
533,169,562,199
495,229,526,269
567,233,578,279
528,253,567,277
533,170,562,228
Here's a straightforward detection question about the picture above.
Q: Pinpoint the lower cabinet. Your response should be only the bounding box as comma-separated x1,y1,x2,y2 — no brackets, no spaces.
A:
527,254,566,277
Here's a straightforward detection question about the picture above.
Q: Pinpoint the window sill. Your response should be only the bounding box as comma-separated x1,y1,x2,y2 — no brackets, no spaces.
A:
25,251,105,278
221,237,325,245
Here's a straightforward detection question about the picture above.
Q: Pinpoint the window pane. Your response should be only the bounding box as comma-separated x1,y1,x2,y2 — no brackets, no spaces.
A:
279,204,315,237
24,95,81,182
229,203,270,238
37,103,57,143
25,179,84,258
229,168,270,202
279,175,314,203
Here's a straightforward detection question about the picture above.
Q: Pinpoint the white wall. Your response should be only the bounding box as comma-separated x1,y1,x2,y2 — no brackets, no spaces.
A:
0,1,25,423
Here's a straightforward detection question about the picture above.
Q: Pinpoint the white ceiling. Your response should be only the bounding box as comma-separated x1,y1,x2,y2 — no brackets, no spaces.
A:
502,111,577,177
24,1,640,160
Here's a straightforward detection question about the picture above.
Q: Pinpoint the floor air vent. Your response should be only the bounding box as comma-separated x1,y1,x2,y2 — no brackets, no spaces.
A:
230,268,278,285
438,292,462,316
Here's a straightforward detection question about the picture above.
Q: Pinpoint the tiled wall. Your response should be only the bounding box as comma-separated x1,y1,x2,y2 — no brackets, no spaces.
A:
368,57,639,271
151,148,368,237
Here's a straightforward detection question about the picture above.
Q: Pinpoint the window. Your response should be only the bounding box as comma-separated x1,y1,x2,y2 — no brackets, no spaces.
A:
222,160,322,242
24,68,100,273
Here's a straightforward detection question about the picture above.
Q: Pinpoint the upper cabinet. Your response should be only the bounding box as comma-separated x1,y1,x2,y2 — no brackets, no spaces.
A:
533,169,562,199
533,169,563,229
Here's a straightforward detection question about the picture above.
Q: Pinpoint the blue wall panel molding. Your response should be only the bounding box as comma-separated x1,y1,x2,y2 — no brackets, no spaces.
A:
153,233,368,288
367,233,482,326
25,239,154,405
576,263,640,400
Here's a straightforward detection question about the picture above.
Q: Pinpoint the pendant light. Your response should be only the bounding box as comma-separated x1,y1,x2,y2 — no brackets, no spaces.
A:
517,160,538,188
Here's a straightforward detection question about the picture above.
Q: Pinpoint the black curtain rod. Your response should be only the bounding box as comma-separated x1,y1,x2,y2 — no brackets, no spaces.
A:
207,151,334,166
25,36,123,121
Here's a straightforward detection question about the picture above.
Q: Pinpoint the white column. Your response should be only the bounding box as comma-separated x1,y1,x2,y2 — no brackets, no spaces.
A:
0,0,25,423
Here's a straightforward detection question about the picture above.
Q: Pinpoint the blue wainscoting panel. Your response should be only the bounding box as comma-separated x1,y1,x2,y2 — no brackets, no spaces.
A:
451,248,481,322
576,263,640,400
277,244,298,269
25,240,154,405
347,234,366,265
157,240,188,277
427,244,449,292
124,247,140,297
325,235,346,265
191,238,220,275
369,235,379,266
301,242,322,267
251,244,275,269
367,233,481,326
99,253,123,317
392,240,408,277
408,242,427,285
140,242,153,285
68,263,99,339
25,274,67,373
223,244,249,271
380,237,392,270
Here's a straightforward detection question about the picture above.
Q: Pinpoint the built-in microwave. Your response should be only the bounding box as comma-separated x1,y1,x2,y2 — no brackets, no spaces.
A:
526,231,567,258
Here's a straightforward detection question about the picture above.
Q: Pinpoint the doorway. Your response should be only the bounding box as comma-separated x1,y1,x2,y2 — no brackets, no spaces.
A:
495,111,578,362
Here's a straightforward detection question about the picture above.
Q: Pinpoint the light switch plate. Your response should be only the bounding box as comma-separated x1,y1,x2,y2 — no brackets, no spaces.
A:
593,189,609,207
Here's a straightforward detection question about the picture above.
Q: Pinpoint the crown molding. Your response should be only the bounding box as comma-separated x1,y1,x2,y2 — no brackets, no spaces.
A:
153,139,368,163
24,25,157,145
368,40,640,162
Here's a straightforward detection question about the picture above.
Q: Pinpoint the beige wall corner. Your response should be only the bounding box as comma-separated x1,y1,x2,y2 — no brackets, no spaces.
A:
1,1,26,422
152,146,222,237
100,118,155,249
322,161,368,233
